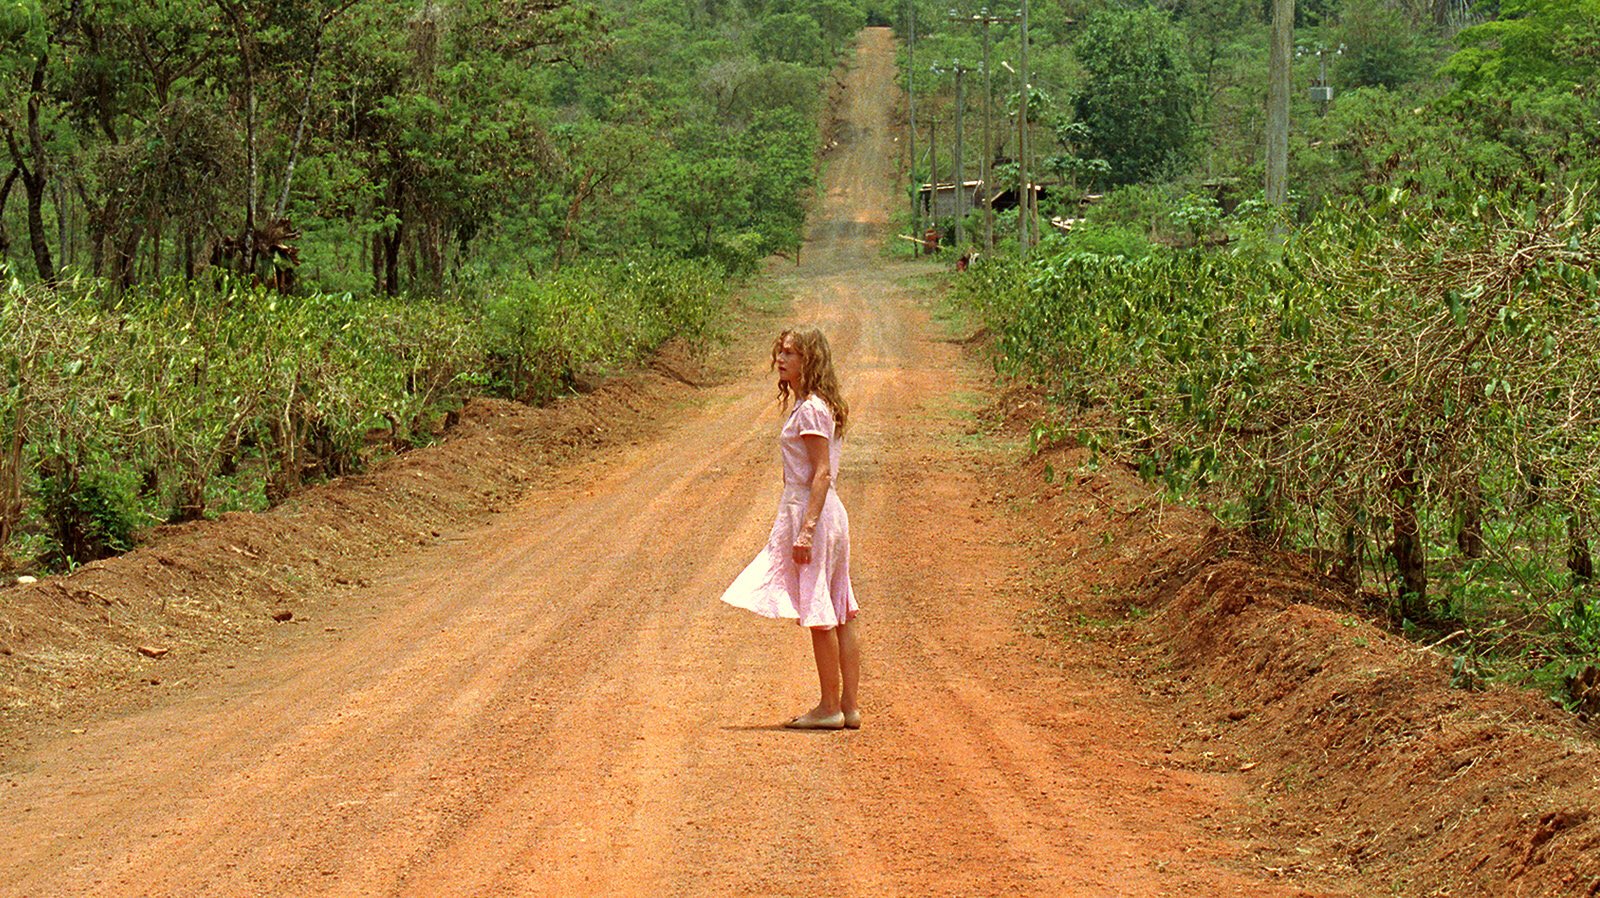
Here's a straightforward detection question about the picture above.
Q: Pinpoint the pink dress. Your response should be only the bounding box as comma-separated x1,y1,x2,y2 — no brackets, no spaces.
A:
720,395,857,629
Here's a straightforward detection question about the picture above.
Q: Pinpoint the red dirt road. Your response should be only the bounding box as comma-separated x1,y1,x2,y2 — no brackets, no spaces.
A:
0,30,1334,897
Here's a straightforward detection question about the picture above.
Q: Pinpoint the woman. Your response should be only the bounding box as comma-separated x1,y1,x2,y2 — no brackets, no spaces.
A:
721,326,861,730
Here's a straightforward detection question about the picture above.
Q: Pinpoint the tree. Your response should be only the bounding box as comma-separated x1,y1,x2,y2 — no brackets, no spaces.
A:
751,12,825,66
659,119,755,254
812,0,865,55
1335,0,1431,90
1442,0,1600,91
738,107,814,254
1177,0,1256,77
701,58,819,126
544,120,659,268
1071,8,1199,186
0,0,55,281
0,0,827,292
1043,120,1110,194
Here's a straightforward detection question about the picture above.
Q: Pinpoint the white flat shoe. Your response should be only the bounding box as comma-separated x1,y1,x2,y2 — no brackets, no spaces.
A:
784,711,846,730
842,709,862,730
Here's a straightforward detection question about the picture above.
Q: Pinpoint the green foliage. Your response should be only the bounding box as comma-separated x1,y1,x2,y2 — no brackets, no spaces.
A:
901,0,1600,702
3,0,842,296
1176,0,1256,65
1044,119,1110,191
752,12,827,65
1170,193,1223,243
812,0,867,54
475,255,729,400
957,191,1600,698
1052,222,1153,259
37,460,143,566
1334,0,1433,89
1070,8,1199,186
1294,81,1600,212
1084,184,1170,230
0,255,730,568
710,231,769,277
1443,0,1600,91
0,0,45,56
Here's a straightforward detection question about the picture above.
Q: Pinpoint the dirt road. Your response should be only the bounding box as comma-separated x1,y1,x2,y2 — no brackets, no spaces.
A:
0,30,1330,897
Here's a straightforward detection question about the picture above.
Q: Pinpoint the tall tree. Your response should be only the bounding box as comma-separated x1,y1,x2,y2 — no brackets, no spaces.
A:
1,0,55,281
1442,0,1600,91
1071,8,1199,186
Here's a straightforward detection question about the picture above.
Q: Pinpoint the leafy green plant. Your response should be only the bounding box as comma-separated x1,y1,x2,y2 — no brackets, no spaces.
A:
0,252,731,571
1070,8,1199,186
36,458,144,566
1171,194,1223,245
956,190,1600,703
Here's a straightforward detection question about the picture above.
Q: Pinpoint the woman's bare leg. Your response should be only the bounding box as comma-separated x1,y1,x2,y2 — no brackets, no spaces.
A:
808,626,842,715
836,620,860,715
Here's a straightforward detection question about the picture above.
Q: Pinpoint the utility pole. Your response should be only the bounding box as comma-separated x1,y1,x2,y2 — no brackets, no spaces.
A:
1019,0,1034,257
979,14,997,252
951,9,1019,253
928,113,939,243
907,1,919,251
1266,0,1293,218
972,22,985,252
952,61,968,248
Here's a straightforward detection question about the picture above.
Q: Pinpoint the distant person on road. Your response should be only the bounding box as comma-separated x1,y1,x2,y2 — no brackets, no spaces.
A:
720,326,862,730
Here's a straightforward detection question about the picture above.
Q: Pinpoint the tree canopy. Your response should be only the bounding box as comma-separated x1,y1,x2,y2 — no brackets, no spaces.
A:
1070,8,1198,186
0,0,862,292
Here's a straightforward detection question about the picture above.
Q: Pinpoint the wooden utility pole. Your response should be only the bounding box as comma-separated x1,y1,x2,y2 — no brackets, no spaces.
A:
1018,0,1033,257
928,114,939,236
952,62,967,248
979,16,996,252
907,2,919,250
951,9,1018,254
1266,0,1294,215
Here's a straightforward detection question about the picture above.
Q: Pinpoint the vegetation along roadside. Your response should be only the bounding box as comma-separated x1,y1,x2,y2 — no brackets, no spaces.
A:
897,0,1600,717
1,0,880,573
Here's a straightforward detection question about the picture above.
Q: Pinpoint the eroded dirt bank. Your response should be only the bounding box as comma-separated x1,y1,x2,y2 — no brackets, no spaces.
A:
989,405,1600,897
0,27,1595,898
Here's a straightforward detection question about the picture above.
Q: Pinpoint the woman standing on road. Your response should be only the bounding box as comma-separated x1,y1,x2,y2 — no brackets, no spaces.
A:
721,326,862,730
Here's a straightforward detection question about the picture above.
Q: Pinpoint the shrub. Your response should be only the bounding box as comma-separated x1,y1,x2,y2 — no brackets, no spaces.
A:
1054,222,1154,259
37,460,144,566
0,254,731,569
957,192,1600,640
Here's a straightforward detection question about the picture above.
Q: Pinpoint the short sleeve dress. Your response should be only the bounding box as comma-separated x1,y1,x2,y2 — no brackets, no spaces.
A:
720,394,858,629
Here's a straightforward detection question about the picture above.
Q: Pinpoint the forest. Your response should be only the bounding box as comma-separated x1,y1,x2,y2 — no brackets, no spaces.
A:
902,0,1600,709
0,0,865,568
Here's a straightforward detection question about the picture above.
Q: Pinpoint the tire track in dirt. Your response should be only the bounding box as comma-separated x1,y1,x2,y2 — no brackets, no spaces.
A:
0,28,1337,898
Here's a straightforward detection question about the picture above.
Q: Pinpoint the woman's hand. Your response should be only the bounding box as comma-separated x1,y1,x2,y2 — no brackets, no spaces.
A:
794,432,831,567
793,528,814,565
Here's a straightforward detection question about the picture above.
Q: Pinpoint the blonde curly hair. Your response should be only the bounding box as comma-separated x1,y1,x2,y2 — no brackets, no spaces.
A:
771,325,849,436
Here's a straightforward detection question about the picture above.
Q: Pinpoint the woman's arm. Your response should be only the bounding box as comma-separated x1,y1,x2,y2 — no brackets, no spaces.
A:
792,433,832,565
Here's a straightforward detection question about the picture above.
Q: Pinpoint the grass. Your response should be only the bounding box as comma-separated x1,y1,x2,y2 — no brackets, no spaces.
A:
736,281,794,317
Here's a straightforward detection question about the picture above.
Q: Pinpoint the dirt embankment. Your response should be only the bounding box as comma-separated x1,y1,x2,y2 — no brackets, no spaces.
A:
991,386,1600,898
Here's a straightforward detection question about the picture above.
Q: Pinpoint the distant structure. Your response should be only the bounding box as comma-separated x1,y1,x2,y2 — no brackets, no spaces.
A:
917,180,985,220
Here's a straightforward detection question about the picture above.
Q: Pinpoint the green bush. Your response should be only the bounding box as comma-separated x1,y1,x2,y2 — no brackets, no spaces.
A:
1052,222,1154,259
1084,184,1171,236
0,254,731,569
37,460,144,566
956,193,1600,679
475,256,728,401
711,231,768,278
1070,8,1199,186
